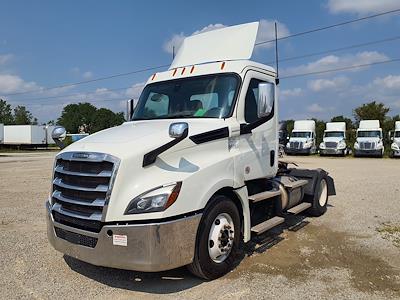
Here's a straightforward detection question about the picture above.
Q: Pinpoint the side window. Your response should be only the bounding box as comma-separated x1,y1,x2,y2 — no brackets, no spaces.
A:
143,92,169,118
245,79,264,123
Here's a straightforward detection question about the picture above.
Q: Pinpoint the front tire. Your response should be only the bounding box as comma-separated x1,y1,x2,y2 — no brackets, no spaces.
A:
188,195,241,280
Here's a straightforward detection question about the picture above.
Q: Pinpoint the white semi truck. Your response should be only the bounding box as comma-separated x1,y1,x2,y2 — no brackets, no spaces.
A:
0,123,4,144
354,120,384,157
46,22,335,279
319,122,347,156
285,120,317,155
390,121,400,157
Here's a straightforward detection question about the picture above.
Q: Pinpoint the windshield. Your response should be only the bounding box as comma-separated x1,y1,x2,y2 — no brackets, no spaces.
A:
357,130,382,138
291,131,311,138
133,74,239,120
395,131,400,138
324,131,344,138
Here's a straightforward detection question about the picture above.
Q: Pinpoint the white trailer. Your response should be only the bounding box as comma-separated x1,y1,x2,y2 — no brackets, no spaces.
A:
286,120,317,155
319,122,347,156
0,124,4,144
4,125,47,145
46,22,335,280
390,121,400,157
354,120,384,157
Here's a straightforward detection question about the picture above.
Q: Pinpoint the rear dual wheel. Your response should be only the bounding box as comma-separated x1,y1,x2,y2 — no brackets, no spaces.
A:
307,177,328,217
188,195,240,280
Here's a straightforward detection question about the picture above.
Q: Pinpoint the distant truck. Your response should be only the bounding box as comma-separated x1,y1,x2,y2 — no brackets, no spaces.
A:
0,124,4,144
286,120,316,155
390,121,400,157
3,125,56,146
354,120,384,157
278,121,289,156
319,122,347,156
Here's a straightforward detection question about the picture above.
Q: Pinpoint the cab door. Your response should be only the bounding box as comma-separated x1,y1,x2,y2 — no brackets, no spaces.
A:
235,71,278,183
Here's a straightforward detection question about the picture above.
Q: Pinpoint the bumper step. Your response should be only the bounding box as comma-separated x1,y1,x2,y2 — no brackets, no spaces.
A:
251,216,285,235
248,189,281,202
287,202,311,215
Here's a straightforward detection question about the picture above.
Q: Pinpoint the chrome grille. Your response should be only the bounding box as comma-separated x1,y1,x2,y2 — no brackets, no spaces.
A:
325,141,338,149
360,142,376,150
50,152,120,233
290,141,303,149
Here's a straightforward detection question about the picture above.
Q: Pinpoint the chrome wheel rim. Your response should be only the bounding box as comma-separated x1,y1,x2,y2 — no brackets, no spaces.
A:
208,213,234,263
318,179,328,206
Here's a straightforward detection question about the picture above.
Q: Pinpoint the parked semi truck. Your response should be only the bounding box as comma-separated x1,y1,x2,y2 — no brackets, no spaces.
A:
354,120,384,157
319,122,347,156
0,123,3,144
285,120,317,155
46,22,335,279
390,121,400,157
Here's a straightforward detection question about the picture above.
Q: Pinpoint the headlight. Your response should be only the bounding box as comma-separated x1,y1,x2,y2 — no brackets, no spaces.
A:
319,142,325,149
354,142,359,149
286,142,290,148
337,141,346,149
391,143,399,150
125,182,182,214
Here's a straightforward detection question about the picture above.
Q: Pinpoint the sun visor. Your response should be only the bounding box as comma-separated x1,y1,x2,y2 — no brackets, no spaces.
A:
169,22,259,70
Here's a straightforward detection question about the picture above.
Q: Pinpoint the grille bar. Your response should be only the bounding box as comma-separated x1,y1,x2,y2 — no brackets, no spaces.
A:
55,165,112,177
53,203,102,221
53,178,109,192
52,191,106,207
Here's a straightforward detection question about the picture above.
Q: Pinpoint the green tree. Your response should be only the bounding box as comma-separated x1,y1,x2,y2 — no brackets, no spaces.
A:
353,101,389,126
13,105,35,125
285,119,295,134
312,118,326,146
91,108,125,133
0,99,14,124
57,103,97,133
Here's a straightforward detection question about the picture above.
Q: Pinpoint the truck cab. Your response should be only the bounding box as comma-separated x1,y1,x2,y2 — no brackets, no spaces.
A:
46,22,335,279
354,120,384,157
390,121,400,157
286,120,317,155
319,122,347,156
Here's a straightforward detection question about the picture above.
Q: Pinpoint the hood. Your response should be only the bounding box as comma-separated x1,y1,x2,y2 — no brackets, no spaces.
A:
356,137,381,143
61,118,228,160
323,137,345,143
289,137,309,142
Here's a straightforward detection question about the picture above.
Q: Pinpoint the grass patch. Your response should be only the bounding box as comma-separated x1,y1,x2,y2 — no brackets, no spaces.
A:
377,223,400,248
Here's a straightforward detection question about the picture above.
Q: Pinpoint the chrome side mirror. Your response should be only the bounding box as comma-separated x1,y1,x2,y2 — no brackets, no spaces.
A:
52,126,67,149
257,82,275,118
169,122,189,139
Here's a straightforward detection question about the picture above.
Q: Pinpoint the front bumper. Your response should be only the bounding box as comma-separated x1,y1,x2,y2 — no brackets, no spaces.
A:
46,202,202,272
320,148,344,155
286,148,311,155
391,149,400,157
354,149,382,157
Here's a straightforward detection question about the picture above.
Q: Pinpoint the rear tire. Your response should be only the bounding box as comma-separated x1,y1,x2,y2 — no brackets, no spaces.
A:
307,177,328,217
188,195,241,280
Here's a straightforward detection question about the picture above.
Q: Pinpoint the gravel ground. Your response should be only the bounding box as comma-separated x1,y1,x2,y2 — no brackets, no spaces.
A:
0,153,399,299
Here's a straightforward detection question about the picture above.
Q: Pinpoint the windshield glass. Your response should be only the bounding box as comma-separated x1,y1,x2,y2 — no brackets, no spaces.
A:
324,131,344,138
291,131,311,138
133,74,239,120
357,130,382,138
395,131,400,138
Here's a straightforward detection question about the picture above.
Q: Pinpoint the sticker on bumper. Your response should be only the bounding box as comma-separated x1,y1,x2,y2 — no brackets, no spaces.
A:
113,234,128,246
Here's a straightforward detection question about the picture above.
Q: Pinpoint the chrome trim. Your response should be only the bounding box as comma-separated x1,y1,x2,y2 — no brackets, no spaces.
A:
52,191,106,207
53,178,109,192
55,165,112,177
53,203,102,221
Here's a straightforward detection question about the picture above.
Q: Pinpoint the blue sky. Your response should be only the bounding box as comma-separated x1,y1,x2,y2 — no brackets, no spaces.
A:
0,0,400,123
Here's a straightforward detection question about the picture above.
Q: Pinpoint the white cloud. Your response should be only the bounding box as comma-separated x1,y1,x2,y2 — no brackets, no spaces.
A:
327,0,400,15
255,19,290,49
284,51,388,77
373,75,400,90
82,71,93,79
0,74,40,94
280,88,302,97
308,76,349,92
125,82,145,99
163,19,290,54
0,54,13,65
307,103,324,113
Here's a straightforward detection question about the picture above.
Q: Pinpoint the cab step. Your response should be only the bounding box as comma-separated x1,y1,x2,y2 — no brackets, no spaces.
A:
251,216,285,235
283,179,308,189
248,189,281,202
287,202,312,215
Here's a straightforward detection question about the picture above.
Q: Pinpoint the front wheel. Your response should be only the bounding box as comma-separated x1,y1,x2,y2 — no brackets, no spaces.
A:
188,195,241,280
